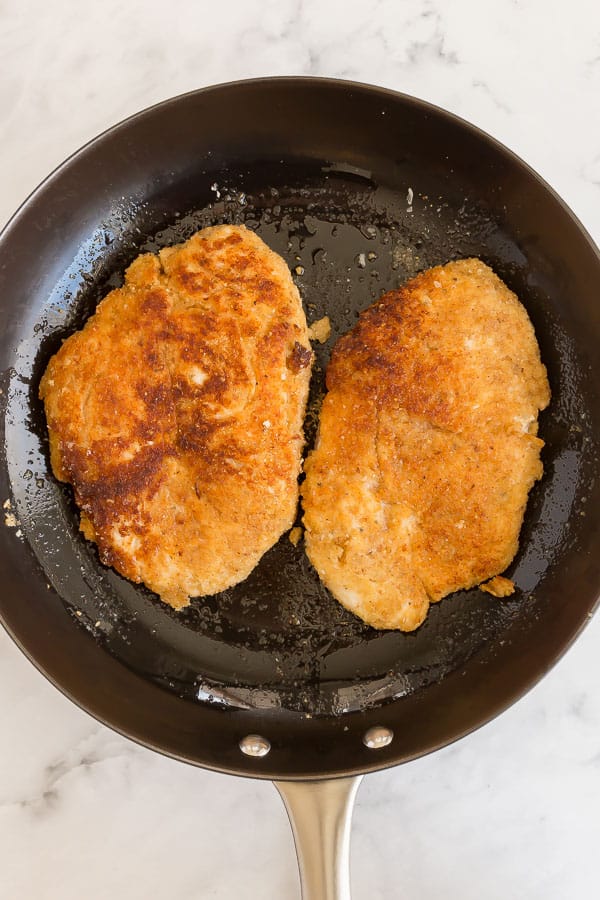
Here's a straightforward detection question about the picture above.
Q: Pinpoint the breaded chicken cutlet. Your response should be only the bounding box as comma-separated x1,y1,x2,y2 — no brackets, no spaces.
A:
40,225,313,608
302,259,550,631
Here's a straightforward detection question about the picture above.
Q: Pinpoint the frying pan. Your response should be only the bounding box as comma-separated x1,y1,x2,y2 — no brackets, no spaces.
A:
1,77,599,899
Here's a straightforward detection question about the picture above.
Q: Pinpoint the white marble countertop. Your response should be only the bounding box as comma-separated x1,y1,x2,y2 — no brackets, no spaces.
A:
1,1,600,898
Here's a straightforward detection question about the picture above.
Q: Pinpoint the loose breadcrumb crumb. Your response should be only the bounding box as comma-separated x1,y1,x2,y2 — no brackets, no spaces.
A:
308,316,331,343
480,575,515,597
288,526,303,546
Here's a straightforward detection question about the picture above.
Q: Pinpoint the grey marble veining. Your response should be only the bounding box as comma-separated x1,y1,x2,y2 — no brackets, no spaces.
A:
1,0,600,897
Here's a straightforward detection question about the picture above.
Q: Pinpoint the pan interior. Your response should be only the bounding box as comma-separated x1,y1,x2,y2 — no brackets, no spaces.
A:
3,157,595,718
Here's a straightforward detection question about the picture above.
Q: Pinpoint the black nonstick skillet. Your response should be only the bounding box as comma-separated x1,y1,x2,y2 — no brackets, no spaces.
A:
1,78,599,898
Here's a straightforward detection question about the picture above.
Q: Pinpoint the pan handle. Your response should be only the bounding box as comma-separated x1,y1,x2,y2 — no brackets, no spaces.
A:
274,776,363,900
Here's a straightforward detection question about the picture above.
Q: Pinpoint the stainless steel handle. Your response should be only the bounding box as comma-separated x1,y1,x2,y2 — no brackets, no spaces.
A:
274,776,363,900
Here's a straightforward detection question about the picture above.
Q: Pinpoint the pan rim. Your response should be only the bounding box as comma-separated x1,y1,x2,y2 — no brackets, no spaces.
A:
2,597,599,783
1,75,599,272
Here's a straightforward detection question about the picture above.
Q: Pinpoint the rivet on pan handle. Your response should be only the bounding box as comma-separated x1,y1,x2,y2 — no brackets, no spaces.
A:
363,725,394,749
239,734,271,757
275,776,363,900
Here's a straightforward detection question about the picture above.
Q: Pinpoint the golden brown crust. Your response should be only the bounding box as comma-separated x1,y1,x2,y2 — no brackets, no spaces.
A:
302,258,550,631
40,225,312,608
